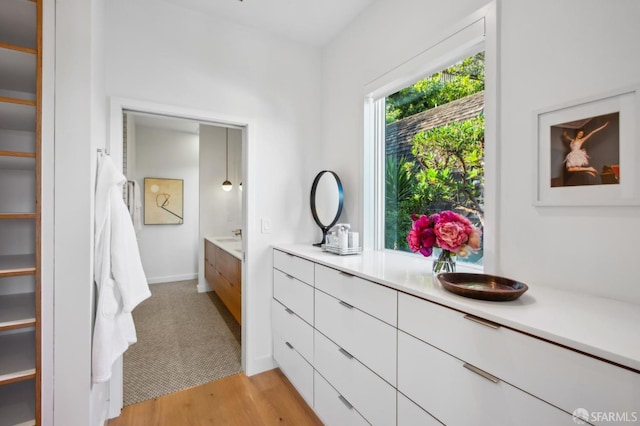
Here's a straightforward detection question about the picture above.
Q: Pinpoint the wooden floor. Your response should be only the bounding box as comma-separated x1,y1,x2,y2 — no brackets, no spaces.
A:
108,368,323,426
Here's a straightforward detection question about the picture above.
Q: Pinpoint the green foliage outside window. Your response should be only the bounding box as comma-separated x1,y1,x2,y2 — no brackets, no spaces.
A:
386,52,485,124
384,52,485,263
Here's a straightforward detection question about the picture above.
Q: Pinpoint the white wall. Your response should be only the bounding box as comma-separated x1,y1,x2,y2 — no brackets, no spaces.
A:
55,0,110,424
105,0,322,374
498,0,640,303
132,125,200,283
198,125,242,292
320,0,640,303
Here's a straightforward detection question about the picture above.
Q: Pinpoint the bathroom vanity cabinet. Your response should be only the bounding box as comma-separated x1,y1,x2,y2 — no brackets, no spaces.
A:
0,0,42,424
205,239,241,324
272,245,640,426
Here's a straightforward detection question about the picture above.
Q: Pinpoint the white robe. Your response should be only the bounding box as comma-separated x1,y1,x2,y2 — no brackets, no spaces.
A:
93,154,151,383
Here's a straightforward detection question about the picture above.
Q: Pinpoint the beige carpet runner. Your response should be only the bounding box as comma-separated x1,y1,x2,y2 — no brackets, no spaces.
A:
124,280,242,406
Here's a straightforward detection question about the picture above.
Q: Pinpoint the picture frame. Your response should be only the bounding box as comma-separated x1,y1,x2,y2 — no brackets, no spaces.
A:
144,178,184,224
533,85,640,206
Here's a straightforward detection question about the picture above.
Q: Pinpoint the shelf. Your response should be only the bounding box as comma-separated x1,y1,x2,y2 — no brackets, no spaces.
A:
0,1,37,50
0,293,35,332
0,129,36,154
0,151,35,171
0,1,39,424
0,45,36,96
0,329,36,386
0,254,36,278
0,100,36,132
0,214,36,220
0,379,35,426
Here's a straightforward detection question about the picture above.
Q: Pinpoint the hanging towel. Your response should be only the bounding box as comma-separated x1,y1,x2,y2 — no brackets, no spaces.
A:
128,180,142,233
93,154,151,384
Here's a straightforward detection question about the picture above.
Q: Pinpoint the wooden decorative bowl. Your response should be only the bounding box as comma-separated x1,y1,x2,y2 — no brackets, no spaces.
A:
436,273,528,301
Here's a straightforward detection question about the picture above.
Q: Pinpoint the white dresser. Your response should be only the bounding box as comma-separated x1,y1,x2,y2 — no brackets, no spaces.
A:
272,245,640,426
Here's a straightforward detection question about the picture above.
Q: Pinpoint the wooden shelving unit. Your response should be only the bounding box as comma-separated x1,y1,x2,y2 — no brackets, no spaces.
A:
0,0,41,424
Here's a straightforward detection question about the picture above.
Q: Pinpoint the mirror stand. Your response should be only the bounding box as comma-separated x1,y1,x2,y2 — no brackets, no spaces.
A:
313,226,330,247
310,170,343,247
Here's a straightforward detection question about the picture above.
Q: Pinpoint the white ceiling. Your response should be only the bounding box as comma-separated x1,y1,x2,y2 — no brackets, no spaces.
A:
162,0,377,46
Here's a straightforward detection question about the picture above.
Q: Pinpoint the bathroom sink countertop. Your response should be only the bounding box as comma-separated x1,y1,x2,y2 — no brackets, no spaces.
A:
206,236,242,260
273,243,640,372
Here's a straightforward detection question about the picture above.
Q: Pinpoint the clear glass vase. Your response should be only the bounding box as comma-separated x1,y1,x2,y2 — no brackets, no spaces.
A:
432,249,456,277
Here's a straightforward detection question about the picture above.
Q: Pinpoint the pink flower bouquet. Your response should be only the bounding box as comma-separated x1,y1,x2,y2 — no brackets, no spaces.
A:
407,211,482,271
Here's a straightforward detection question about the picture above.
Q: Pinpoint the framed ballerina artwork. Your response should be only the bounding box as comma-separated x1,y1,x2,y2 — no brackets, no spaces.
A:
534,85,640,206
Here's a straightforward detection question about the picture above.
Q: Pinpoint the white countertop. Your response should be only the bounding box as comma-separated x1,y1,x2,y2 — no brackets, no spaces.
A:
206,236,242,260
273,244,640,372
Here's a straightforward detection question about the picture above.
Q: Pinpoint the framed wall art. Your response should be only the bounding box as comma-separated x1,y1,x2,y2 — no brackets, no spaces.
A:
144,177,184,224
533,85,640,206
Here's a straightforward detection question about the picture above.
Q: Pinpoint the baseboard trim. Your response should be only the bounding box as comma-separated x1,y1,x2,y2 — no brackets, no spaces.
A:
197,279,212,293
245,355,276,377
147,273,198,284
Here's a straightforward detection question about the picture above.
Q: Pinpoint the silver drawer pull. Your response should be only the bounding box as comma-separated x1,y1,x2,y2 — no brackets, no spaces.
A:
464,314,500,329
338,395,353,410
285,341,294,350
285,273,295,280
463,363,500,384
338,347,353,359
339,271,354,278
338,300,354,309
285,308,295,315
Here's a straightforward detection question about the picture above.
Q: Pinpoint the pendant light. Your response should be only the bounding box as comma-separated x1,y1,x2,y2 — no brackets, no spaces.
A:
222,127,233,191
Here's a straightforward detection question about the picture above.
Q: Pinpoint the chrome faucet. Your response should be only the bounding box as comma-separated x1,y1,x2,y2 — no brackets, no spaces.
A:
232,228,242,238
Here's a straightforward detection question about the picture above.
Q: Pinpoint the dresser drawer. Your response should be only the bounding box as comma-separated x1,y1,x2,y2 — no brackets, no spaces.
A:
273,269,314,324
397,392,442,426
314,371,369,426
273,250,314,285
273,331,313,407
315,264,397,326
314,330,396,426
398,331,572,426
398,293,640,417
315,289,396,385
272,299,313,363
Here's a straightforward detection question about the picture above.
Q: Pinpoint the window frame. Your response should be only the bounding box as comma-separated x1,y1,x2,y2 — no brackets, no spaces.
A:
363,3,498,272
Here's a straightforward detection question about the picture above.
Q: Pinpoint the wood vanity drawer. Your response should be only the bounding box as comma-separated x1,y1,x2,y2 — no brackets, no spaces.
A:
314,330,396,426
204,239,215,263
315,289,396,385
273,250,314,285
273,331,313,407
212,271,241,324
273,269,313,325
397,392,442,426
314,370,369,426
398,331,572,425
215,246,240,289
398,293,640,417
314,264,397,326
272,299,313,363
204,260,216,286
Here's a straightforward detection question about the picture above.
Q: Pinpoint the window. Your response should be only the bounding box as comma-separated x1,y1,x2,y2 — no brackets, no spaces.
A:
364,11,495,269
383,52,485,265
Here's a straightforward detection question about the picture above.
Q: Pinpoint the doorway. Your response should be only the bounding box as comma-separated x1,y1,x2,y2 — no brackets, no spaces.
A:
106,100,248,414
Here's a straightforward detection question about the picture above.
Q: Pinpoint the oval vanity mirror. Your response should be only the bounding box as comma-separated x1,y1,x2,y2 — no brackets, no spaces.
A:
310,170,343,246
